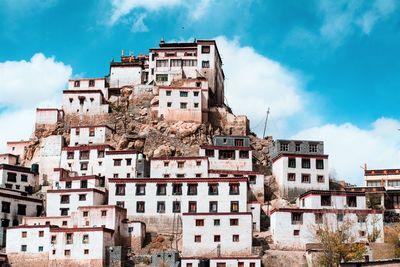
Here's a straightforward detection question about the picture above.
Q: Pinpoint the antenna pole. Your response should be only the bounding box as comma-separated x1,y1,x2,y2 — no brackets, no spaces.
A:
262,107,270,139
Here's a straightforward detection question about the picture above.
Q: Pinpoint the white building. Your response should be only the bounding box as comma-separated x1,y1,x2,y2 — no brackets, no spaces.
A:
0,188,43,246
37,135,64,186
0,153,18,165
149,156,209,178
181,257,261,267
108,177,253,231
104,150,141,180
182,212,253,257
60,144,114,177
199,137,253,172
0,164,38,193
269,140,329,199
68,77,108,98
62,90,109,115
148,39,224,106
6,140,30,158
35,108,63,130
270,190,384,250
156,78,209,123
69,125,113,146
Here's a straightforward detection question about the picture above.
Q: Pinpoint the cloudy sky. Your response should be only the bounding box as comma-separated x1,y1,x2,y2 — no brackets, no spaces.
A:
1,0,400,185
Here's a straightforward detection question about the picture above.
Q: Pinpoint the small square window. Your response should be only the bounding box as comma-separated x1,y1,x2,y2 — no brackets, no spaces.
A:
214,219,220,226
214,235,221,242
194,103,199,108
22,232,27,238
194,235,201,242
83,211,89,217
84,249,89,255
166,90,171,96
21,245,27,252
232,235,239,242
180,102,187,109
167,102,172,107
294,230,300,236
195,219,204,226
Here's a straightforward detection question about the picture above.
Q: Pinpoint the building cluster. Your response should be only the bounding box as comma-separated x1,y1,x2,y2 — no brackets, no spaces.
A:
0,40,395,267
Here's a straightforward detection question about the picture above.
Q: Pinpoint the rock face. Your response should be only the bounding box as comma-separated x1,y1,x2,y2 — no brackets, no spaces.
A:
26,90,272,171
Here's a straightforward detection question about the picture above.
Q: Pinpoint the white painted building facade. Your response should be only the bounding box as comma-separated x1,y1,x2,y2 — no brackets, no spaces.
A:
69,125,113,146
0,164,38,193
149,156,209,178
62,90,109,115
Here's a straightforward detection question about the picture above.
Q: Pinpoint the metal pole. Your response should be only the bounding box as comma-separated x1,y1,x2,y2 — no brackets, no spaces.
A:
262,107,270,139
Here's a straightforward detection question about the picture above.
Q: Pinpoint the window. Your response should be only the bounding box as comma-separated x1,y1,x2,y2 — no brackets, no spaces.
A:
194,235,201,242
280,143,289,151
230,218,239,226
166,90,171,96
180,102,187,109
345,196,357,207
98,150,105,158
214,219,220,226
82,211,88,217
194,91,199,97
214,235,221,242
7,172,16,182
21,174,28,182
51,235,57,244
78,194,86,201
180,91,188,97
291,212,303,225
170,59,182,67
60,195,69,204
136,184,146,195
156,74,168,82
173,201,181,213
67,152,74,159
287,173,296,181
301,174,310,183
82,234,89,244
17,204,26,215
21,245,27,252
74,80,80,87
172,184,182,195
208,184,219,195
116,201,124,208
60,208,69,216
66,233,73,244
337,214,344,222
156,184,167,195
22,232,27,238
194,103,199,108
177,161,185,168
294,230,300,236
239,150,249,159
295,143,301,152
183,59,197,66
80,180,88,188
249,175,256,184
64,181,71,189
229,183,240,195
39,231,44,237
156,60,168,67
2,201,10,213
114,159,122,166
209,201,218,212
315,213,323,224
136,201,145,213
202,60,210,68
84,249,89,255
79,151,89,160
195,219,204,226
62,220,68,226
231,201,239,212
288,158,296,168
217,264,226,267
80,162,88,171
309,144,318,153
316,159,324,169
359,230,366,237
232,235,239,242
302,158,311,169
188,184,197,195
64,250,71,256
187,264,193,267
219,150,235,160
115,184,125,195
321,195,331,206
205,149,214,157
202,45,210,53
317,175,325,183
188,201,197,212
167,102,172,107
157,201,165,213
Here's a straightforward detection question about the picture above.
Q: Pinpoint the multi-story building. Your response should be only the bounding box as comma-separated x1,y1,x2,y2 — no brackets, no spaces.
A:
0,188,43,246
269,139,329,199
0,164,38,193
104,150,149,180
62,90,109,115
68,78,108,98
6,140,30,158
69,125,113,146
270,189,384,249
149,156,209,178
0,153,18,165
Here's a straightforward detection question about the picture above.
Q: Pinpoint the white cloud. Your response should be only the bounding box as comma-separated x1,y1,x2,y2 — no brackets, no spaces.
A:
109,0,183,25
318,0,397,44
0,53,71,150
131,13,149,32
215,36,310,135
109,0,212,26
292,118,400,185
0,53,72,108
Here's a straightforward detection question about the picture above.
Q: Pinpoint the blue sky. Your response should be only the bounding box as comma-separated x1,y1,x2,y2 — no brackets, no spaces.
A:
1,0,400,184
